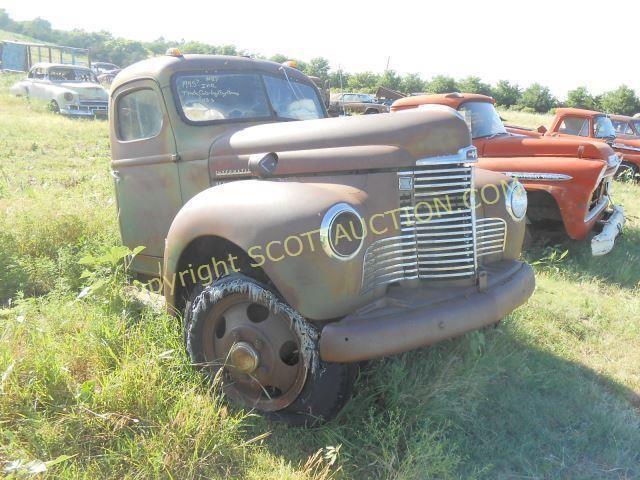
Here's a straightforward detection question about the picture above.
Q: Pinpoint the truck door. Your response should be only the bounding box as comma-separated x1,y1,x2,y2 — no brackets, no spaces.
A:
110,79,181,269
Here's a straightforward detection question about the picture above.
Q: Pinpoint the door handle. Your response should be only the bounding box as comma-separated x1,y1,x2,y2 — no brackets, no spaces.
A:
171,154,181,163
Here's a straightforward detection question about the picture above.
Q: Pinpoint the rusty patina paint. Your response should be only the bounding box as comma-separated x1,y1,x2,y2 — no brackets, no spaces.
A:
109,55,533,361
392,94,618,241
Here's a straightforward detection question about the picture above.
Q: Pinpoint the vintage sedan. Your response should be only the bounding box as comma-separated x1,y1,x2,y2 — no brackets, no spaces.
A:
10,63,109,118
330,92,389,115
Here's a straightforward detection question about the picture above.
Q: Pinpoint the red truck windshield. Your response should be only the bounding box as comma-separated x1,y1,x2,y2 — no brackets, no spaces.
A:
174,72,325,124
459,101,507,139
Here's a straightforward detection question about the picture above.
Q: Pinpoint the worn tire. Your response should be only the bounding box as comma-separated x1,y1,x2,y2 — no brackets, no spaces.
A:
183,274,356,426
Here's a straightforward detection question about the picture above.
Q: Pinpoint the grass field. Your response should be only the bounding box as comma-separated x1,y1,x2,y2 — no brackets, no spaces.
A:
1,72,639,479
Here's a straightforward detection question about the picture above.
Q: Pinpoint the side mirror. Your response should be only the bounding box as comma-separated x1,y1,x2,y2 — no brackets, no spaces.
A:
537,125,548,134
248,152,278,177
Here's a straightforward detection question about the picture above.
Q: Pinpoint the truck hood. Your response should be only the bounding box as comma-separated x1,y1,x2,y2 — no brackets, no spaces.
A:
57,82,108,100
209,109,470,178
479,133,612,161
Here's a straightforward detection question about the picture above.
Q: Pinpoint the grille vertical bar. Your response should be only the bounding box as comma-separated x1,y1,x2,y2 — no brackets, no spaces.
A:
398,162,476,279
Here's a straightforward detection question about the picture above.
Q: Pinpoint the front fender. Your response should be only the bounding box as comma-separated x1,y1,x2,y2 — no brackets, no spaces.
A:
164,179,373,320
478,156,606,240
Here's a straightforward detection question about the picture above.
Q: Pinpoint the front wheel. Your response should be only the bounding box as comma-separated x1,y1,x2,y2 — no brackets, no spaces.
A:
184,274,356,425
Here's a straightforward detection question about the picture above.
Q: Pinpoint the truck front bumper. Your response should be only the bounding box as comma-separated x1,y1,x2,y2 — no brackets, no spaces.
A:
591,205,625,256
319,260,535,363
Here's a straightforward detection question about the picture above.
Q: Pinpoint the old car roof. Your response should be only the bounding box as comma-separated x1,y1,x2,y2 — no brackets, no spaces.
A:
31,62,92,70
609,114,636,122
111,54,313,91
392,93,494,111
555,107,606,117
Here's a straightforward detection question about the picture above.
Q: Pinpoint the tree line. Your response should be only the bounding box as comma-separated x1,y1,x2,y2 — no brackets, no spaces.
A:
1,9,639,116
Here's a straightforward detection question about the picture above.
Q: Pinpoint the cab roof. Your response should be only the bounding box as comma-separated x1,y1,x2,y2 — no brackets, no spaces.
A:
555,107,606,118
609,113,637,122
111,54,313,91
391,92,494,111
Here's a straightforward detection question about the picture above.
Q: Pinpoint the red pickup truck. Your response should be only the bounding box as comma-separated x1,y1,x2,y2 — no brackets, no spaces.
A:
392,94,625,255
508,108,640,179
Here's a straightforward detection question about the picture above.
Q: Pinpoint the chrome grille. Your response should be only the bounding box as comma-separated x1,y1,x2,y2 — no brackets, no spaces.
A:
476,218,506,257
361,149,509,294
398,162,476,279
362,160,476,293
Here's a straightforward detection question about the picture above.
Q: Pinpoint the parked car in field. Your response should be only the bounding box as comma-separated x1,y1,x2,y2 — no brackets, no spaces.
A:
330,92,389,114
97,69,121,88
10,63,109,118
610,114,640,138
109,52,534,424
392,94,625,255
91,61,120,75
508,108,640,179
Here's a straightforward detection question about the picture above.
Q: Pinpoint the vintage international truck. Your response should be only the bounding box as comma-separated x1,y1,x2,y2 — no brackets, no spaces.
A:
392,94,625,255
508,108,640,180
109,52,535,424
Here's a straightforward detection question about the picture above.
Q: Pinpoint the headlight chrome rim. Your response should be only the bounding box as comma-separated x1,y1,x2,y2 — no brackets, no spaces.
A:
506,180,527,222
320,203,365,261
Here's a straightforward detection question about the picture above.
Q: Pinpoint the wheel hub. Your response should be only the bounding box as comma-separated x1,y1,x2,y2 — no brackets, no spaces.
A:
228,341,259,374
200,294,308,411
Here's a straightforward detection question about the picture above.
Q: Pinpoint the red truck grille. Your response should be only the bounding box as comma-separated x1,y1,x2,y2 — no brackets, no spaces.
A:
361,161,506,293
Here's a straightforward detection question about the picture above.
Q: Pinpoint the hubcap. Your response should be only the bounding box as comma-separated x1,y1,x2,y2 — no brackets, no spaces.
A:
200,293,307,412
228,341,259,374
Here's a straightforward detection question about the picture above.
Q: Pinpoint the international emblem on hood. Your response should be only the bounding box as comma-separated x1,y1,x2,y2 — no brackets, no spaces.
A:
398,176,413,191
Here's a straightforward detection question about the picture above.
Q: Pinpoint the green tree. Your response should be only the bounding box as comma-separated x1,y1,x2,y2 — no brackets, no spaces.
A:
599,85,640,116
18,17,54,42
377,69,401,91
0,8,15,30
400,73,426,95
493,80,521,107
269,54,289,64
566,86,596,110
101,39,149,66
457,76,492,96
425,75,457,94
304,57,330,82
346,72,380,93
518,83,556,113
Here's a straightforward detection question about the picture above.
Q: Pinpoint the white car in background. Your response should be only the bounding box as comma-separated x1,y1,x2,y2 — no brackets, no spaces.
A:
10,63,109,118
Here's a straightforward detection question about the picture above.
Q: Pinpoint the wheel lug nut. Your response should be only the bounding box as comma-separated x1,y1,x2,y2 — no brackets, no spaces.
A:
254,339,263,349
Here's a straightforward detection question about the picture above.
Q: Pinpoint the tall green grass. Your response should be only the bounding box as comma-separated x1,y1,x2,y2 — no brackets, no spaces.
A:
1,73,639,478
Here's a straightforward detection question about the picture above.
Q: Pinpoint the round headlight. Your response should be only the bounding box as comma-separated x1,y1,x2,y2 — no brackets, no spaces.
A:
506,181,527,221
320,203,365,260
63,92,74,102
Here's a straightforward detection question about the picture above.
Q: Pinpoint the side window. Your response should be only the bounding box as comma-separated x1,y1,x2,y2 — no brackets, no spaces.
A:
117,88,164,141
558,116,589,136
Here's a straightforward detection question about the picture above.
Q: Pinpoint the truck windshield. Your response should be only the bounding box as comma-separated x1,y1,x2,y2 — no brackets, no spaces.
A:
174,72,324,123
593,115,616,139
458,101,507,139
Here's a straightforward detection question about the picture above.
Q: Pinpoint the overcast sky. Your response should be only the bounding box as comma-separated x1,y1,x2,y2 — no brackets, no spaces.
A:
3,0,638,98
